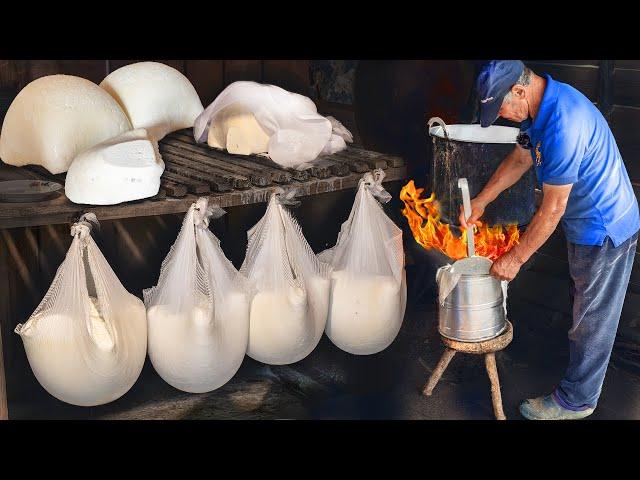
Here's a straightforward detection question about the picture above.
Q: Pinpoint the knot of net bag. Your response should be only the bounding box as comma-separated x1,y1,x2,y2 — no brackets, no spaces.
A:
70,212,99,242
360,169,392,204
192,197,226,229
273,186,301,208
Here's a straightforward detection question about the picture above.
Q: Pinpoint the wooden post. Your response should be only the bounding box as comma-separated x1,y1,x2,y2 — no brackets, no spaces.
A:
0,328,6,420
422,348,456,396
0,231,8,420
484,353,506,420
598,60,615,122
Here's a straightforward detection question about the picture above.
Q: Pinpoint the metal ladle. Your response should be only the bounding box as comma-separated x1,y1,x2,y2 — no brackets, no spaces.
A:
450,178,493,276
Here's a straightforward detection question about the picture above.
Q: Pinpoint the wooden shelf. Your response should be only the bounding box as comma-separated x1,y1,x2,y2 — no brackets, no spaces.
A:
0,129,406,229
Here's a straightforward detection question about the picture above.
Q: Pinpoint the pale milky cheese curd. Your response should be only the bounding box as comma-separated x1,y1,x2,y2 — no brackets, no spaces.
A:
325,270,407,355
147,291,250,393
248,276,329,365
17,296,147,406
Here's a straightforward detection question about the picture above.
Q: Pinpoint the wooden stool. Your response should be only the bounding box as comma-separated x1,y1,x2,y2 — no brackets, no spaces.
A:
423,321,513,420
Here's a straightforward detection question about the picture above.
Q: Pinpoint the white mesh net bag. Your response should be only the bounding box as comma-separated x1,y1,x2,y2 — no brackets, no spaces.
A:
15,214,147,406
318,170,407,355
193,81,352,170
240,188,331,365
143,198,254,393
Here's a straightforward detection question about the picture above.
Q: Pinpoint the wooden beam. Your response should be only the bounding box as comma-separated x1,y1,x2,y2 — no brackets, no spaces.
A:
598,59,615,122
0,166,407,229
0,326,7,420
0,230,7,420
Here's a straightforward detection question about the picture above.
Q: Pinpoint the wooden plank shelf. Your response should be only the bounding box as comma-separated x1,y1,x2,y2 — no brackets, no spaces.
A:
0,128,407,229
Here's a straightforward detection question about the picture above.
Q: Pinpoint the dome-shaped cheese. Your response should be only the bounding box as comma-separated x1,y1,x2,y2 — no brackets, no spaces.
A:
100,62,204,142
0,75,132,174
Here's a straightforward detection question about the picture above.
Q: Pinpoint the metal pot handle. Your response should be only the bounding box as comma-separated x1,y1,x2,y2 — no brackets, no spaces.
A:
458,178,475,257
427,116,450,140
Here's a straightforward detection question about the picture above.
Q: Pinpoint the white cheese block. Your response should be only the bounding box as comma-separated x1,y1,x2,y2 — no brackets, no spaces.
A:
0,75,132,174
100,62,204,142
207,105,270,156
65,129,165,205
194,81,337,169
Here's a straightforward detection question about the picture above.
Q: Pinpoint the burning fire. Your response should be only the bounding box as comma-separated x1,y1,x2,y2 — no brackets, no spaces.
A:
400,180,520,261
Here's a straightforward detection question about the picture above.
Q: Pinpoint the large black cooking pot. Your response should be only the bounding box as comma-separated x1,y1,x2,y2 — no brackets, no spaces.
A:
428,117,536,227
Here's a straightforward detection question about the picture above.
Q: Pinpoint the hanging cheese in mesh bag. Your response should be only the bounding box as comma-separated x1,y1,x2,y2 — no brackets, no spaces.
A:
14,214,147,406
318,170,407,355
240,189,331,365
143,198,253,393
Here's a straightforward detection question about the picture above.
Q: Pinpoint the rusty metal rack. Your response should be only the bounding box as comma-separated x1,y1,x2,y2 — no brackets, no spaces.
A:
0,129,407,229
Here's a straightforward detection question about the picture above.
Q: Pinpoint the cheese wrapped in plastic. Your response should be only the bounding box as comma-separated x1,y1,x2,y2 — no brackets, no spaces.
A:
193,81,352,169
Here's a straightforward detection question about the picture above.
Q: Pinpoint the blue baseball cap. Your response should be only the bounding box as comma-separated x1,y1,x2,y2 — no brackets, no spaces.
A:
475,60,525,127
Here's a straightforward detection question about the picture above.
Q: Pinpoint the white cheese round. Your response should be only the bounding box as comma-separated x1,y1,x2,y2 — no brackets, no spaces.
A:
100,62,204,142
0,75,132,174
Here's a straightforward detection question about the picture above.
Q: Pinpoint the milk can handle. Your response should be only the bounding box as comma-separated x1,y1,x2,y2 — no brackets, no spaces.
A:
458,178,475,258
427,116,450,140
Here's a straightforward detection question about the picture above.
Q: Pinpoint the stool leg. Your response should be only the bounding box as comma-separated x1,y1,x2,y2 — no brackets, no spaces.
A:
485,352,506,420
423,348,456,396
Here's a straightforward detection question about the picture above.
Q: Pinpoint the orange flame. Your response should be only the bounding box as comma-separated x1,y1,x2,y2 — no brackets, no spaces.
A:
400,180,520,261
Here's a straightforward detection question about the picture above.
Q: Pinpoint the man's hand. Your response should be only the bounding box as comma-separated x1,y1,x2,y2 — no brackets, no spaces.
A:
459,198,486,229
490,250,524,281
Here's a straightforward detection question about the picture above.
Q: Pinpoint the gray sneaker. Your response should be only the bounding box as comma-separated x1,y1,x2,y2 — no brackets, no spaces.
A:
519,393,595,420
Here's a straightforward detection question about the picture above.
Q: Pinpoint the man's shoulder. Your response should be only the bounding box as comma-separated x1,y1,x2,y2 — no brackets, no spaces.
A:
543,83,595,136
553,81,595,117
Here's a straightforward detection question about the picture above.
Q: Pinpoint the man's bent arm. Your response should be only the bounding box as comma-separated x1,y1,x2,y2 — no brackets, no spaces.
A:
508,183,573,264
475,144,533,207
462,145,534,227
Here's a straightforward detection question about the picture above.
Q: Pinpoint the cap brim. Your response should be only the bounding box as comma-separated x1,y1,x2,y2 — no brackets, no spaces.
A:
479,96,503,128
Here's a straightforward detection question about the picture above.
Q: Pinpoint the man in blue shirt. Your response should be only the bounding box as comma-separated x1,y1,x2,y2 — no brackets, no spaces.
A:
460,60,640,419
